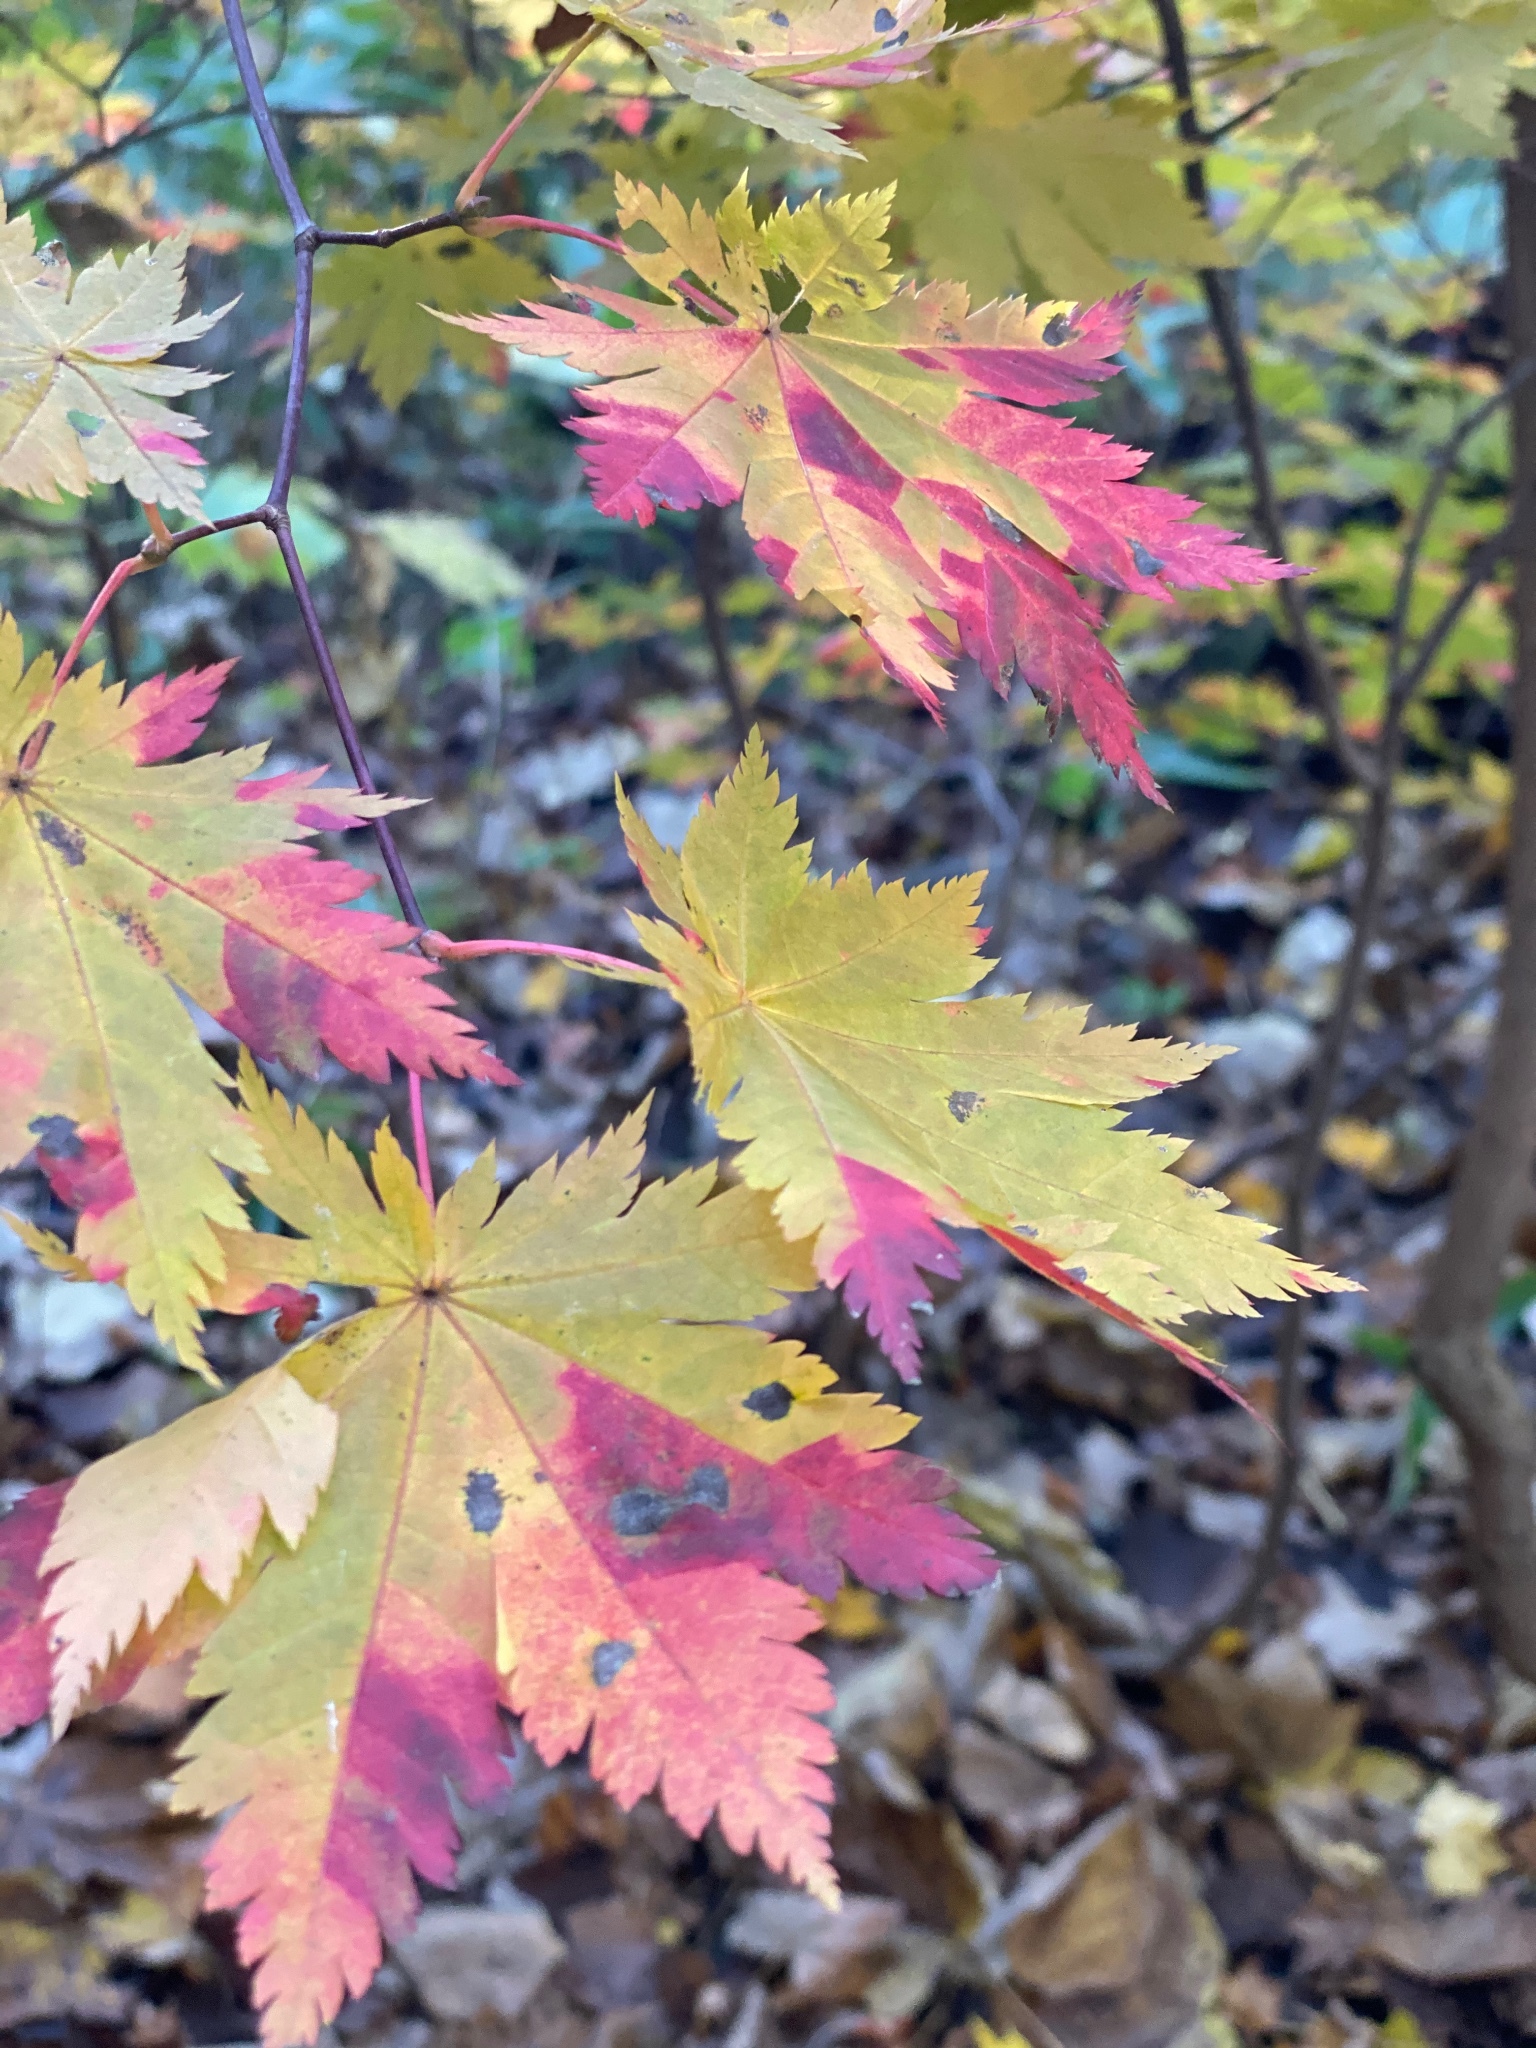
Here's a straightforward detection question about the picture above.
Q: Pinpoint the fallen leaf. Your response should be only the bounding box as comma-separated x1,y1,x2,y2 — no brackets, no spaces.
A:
391,1900,566,2022
1414,1779,1510,1899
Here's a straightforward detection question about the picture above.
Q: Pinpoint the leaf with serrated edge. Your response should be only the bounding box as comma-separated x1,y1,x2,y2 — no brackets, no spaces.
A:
0,205,230,515
618,735,1357,1385
43,1366,338,1732
0,1482,65,1738
312,231,545,409
852,43,1232,303
0,611,509,1368
489,0,1005,154
169,1055,989,2047
446,178,1293,797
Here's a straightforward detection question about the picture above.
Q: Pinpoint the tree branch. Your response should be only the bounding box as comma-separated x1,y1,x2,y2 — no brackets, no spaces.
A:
1149,0,1363,782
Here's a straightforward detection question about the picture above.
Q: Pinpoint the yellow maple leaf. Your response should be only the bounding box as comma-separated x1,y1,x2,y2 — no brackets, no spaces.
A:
618,735,1355,1384
0,205,230,514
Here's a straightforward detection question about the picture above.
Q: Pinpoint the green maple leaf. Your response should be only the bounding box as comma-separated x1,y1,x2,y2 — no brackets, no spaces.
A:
851,43,1231,302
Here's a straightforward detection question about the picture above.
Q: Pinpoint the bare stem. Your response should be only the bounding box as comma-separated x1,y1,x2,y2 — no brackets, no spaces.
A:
408,1073,435,1207
471,213,737,323
53,556,150,687
455,22,604,211
421,933,671,991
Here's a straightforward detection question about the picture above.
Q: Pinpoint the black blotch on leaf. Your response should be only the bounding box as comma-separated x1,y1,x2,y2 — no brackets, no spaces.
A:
610,1463,730,1537
1130,539,1165,576
28,1113,83,1160
984,503,1026,549
591,1640,635,1687
874,5,896,28
948,1089,984,1123
770,6,788,20
1064,1265,1089,1283
686,1463,729,1512
1042,312,1075,347
462,1469,505,1535
745,1381,793,1421
37,812,86,866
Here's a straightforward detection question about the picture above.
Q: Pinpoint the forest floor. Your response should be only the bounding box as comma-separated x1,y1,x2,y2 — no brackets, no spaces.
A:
3,502,1533,2048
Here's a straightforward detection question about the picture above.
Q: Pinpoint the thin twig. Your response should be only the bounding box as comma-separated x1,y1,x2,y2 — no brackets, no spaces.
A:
455,22,604,211
1386,360,1534,686
1158,513,1524,1669
694,503,751,748
317,208,480,247
1149,0,1362,781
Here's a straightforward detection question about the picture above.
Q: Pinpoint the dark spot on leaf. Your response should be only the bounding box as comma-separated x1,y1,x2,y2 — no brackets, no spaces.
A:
610,1485,677,1537
1042,312,1075,347
66,408,102,438
884,30,909,47
37,812,85,866
463,1469,504,1535
985,503,1026,549
685,1463,729,1512
591,1640,635,1687
109,904,162,966
737,37,753,50
948,1089,984,1123
29,1113,83,1160
611,1463,729,1537
874,6,896,27
770,7,788,20
1064,1265,1089,1282
1130,539,1165,576
745,1381,793,1420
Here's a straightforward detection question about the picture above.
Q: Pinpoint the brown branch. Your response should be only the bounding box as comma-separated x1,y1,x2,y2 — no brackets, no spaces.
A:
1407,88,1536,1682
1148,0,1362,782
694,502,752,749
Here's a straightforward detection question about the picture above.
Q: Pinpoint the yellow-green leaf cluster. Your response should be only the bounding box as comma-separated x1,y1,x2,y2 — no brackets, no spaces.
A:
851,43,1231,301
312,230,545,409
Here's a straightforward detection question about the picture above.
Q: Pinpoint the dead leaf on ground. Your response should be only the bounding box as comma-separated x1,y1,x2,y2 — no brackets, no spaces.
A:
390,1899,566,2022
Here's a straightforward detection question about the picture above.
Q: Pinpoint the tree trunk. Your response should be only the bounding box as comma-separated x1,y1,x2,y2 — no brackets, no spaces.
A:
1412,90,1536,1679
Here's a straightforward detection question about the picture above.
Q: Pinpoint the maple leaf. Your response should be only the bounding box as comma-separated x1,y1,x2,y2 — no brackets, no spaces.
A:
0,206,230,515
312,230,545,409
479,0,984,153
852,43,1233,303
0,611,510,1368
43,1365,338,1731
447,178,1292,795
1268,0,1536,181
0,1483,65,1739
167,1057,989,2046
617,736,1357,1384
